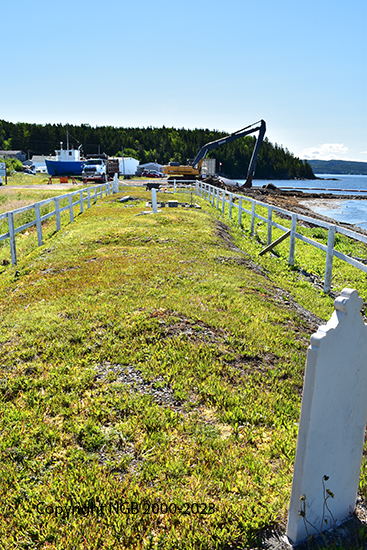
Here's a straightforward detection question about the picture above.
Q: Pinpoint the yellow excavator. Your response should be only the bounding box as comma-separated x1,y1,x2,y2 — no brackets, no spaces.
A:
163,119,266,187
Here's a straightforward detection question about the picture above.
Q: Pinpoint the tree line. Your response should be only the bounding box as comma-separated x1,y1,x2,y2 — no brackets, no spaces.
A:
308,159,367,176
0,120,315,179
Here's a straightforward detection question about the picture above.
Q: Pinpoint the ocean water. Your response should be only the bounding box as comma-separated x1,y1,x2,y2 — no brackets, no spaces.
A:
300,198,367,229
248,174,367,195
238,174,367,229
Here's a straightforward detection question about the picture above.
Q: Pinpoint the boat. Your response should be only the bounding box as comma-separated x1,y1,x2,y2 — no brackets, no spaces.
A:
45,133,84,176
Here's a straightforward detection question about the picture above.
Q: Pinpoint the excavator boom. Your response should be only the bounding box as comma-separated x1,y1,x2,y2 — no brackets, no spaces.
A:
162,120,266,185
191,119,266,187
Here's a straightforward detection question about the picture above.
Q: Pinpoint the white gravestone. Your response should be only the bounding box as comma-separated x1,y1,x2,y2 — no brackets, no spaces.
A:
287,288,367,544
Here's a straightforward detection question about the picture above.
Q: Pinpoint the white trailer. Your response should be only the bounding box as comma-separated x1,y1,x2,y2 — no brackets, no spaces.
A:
118,157,139,176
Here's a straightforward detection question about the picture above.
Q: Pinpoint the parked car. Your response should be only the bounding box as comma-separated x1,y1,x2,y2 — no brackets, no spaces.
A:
142,170,163,178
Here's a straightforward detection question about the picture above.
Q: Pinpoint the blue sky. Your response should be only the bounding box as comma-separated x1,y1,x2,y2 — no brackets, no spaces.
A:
1,0,366,161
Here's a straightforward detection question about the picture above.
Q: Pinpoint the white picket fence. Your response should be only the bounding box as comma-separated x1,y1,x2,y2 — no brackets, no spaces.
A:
196,180,367,293
0,176,119,266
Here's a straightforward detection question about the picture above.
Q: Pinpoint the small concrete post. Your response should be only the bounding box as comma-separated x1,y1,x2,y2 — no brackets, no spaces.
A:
55,198,61,231
288,213,297,265
251,200,256,236
113,173,119,193
287,288,367,544
34,203,43,246
267,206,272,245
324,225,336,293
7,212,16,266
94,186,97,204
151,188,158,214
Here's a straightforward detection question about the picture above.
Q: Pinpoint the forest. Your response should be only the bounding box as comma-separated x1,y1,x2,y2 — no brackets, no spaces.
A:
0,120,315,180
308,159,367,175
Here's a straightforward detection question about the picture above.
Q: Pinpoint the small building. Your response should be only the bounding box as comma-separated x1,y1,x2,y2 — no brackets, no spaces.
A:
136,162,163,176
31,155,55,173
0,150,27,162
116,157,139,176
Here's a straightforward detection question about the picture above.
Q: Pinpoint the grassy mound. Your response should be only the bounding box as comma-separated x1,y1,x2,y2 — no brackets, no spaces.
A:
0,185,366,549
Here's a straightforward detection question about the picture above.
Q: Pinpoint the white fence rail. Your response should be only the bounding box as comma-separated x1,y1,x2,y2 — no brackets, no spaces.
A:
1,176,119,266
196,180,367,293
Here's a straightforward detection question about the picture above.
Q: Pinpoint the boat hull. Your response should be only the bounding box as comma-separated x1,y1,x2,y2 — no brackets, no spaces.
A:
46,160,84,176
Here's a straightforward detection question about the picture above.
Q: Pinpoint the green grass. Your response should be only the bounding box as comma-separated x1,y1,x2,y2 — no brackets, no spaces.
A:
0,185,366,549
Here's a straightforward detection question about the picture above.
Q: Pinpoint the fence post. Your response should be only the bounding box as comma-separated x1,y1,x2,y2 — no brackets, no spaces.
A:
174,179,176,192
69,194,74,223
216,187,220,210
229,194,233,219
324,225,336,293
80,190,84,214
267,206,273,246
222,190,226,214
34,203,43,246
87,187,91,209
112,173,117,193
212,186,215,206
7,212,17,266
94,186,97,204
288,214,297,265
251,200,256,235
55,197,61,231
238,197,242,226
151,188,158,213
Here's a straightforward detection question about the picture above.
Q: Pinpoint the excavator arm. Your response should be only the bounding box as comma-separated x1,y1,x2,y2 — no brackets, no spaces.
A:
191,119,266,187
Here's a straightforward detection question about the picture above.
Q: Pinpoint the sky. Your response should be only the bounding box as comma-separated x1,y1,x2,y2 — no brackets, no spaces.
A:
1,0,366,162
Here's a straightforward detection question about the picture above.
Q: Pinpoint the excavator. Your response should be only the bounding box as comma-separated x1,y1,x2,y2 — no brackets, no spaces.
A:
163,119,266,187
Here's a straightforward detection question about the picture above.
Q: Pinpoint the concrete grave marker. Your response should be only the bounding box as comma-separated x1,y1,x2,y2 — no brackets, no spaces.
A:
287,288,367,544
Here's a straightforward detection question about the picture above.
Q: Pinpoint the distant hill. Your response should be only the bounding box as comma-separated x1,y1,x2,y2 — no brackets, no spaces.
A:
307,159,367,175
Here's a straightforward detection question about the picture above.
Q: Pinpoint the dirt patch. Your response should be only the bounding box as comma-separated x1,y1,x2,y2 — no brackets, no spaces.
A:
160,314,230,347
95,362,184,412
259,502,367,549
215,220,245,252
214,219,325,329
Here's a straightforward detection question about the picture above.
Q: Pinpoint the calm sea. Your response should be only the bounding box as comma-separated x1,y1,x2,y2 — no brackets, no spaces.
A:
238,174,367,229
